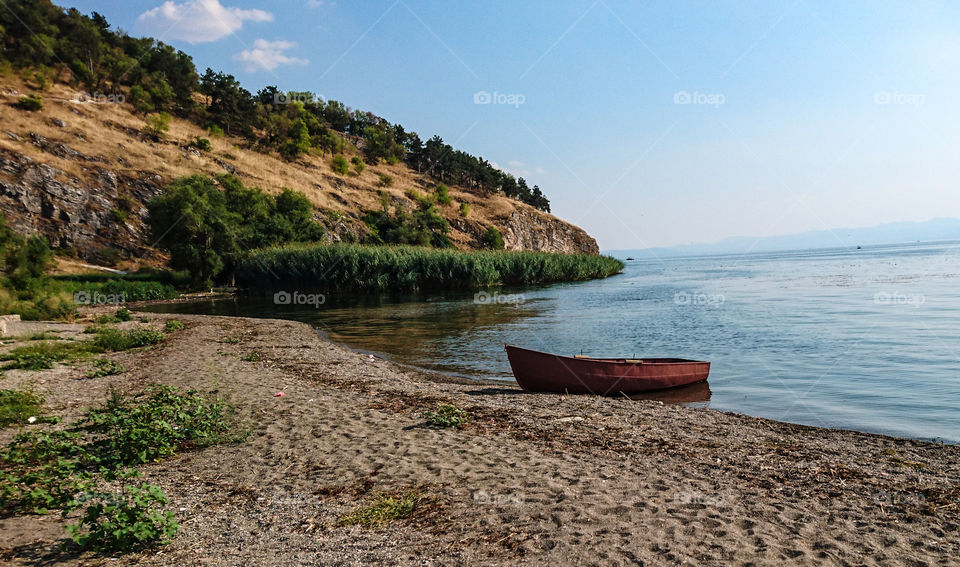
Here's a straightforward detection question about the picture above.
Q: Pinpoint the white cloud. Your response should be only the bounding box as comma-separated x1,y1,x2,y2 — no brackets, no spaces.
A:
137,0,272,44
493,160,544,179
234,39,309,72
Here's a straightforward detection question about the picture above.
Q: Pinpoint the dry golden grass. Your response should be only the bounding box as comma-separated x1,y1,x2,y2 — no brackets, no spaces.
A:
0,75,585,251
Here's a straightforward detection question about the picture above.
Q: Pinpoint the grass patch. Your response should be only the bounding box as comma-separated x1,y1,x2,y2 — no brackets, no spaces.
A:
420,403,470,429
163,319,184,333
237,243,625,293
240,352,261,362
93,328,164,352
86,358,125,378
0,388,46,427
1,341,99,370
21,331,62,341
336,490,425,527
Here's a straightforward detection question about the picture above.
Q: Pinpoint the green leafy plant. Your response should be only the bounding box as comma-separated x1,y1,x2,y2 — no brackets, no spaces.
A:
114,307,132,322
240,352,261,362
420,403,471,429
139,316,150,323
93,328,164,352
86,358,126,378
79,385,239,466
0,430,91,514
459,202,470,217
67,480,178,551
163,319,184,333
336,490,424,527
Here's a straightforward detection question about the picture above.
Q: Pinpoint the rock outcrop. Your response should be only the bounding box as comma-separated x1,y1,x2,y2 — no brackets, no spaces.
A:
500,208,599,254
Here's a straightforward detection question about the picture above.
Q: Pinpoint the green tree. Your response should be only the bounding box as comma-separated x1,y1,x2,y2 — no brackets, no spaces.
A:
146,175,241,288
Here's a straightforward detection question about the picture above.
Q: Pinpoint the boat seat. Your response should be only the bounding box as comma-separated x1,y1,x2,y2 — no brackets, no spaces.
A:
574,355,590,359
625,359,643,364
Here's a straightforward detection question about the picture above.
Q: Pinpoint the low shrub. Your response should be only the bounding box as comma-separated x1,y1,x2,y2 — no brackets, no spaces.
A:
67,480,178,551
331,154,349,175
190,137,212,151
377,173,394,187
79,385,240,466
114,307,132,322
163,320,184,333
0,430,91,514
15,94,42,111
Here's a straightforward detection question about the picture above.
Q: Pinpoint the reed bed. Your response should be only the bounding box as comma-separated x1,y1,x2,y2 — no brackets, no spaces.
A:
236,244,624,292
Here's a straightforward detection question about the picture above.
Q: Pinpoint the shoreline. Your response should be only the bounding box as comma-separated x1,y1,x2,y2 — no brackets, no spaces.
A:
140,296,959,446
1,311,958,565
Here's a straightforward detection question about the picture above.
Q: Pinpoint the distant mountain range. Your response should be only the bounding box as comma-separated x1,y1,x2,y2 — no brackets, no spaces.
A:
608,218,960,258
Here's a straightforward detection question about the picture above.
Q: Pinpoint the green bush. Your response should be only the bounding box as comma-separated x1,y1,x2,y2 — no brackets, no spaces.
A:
459,202,470,217
94,328,164,352
482,226,505,250
163,320,184,333
351,156,365,175
190,137,212,151
421,403,470,428
0,388,46,427
206,124,225,138
435,183,452,205
144,112,171,137
377,173,394,187
115,307,132,322
15,94,43,111
331,154,349,175
67,481,178,551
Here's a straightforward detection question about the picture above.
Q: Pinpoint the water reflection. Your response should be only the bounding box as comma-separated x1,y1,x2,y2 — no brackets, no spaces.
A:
626,380,711,406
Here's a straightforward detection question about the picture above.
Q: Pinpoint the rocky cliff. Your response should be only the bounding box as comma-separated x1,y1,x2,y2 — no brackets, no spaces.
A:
0,83,600,266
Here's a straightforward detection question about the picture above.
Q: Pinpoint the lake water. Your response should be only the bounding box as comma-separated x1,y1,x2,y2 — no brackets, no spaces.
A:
145,241,960,444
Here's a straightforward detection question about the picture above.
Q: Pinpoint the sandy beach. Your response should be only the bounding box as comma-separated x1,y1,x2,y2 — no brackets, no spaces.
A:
1,312,958,566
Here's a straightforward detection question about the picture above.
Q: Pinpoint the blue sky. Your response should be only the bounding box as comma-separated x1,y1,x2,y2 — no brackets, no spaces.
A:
57,0,960,249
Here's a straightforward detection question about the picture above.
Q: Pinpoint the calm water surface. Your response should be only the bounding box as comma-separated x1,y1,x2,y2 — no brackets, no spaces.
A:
146,241,960,443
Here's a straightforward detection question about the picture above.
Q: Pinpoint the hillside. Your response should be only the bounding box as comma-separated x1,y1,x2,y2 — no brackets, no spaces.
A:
0,77,598,269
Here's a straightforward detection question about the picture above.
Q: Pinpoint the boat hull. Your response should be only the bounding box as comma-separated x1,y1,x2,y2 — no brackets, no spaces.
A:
505,344,710,395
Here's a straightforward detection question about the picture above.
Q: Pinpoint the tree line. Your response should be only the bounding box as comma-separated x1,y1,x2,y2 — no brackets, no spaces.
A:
0,0,551,212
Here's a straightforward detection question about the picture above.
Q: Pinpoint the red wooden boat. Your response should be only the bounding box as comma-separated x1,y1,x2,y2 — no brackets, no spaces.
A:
505,344,710,395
